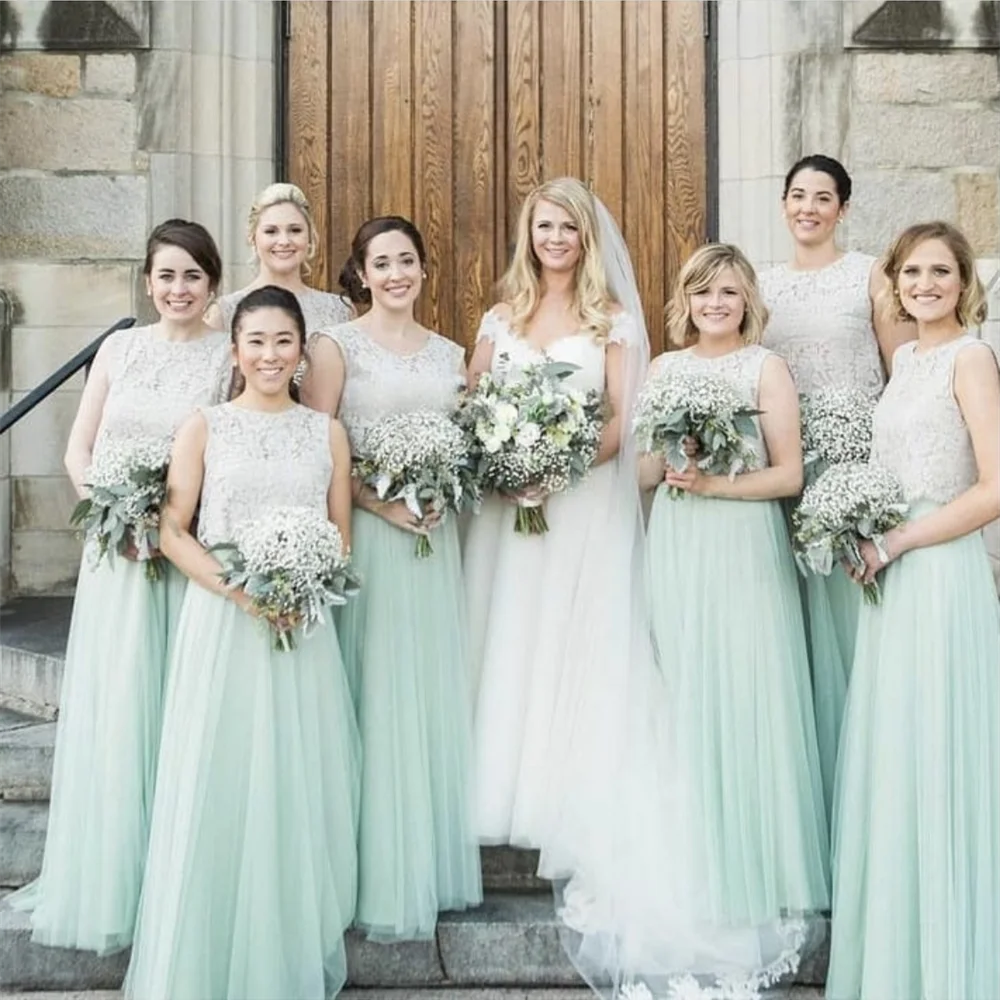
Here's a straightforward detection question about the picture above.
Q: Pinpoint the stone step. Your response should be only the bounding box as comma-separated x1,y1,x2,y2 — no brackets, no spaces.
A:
0,598,72,721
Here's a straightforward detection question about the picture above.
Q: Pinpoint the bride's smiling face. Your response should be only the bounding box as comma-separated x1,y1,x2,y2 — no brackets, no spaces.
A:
531,199,583,275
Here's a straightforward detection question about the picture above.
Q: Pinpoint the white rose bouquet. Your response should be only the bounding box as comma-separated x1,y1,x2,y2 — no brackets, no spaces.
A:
353,410,479,558
799,385,874,482
70,436,171,580
792,462,909,605
210,505,361,651
456,356,603,534
632,369,760,498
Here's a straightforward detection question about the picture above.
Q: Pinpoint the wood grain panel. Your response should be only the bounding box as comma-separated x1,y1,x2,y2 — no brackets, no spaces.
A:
454,0,497,349
328,0,371,290
287,2,330,290
587,0,624,224
413,0,454,335
540,0,582,180
665,1,707,292
505,0,541,239
371,1,412,219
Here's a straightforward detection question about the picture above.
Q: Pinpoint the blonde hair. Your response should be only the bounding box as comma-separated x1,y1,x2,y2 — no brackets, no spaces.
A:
499,177,617,341
247,183,318,275
667,243,768,347
882,221,988,327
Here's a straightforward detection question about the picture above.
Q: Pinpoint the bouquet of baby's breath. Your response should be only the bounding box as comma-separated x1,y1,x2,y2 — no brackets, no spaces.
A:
353,410,479,558
455,356,603,534
792,462,908,605
632,369,761,498
210,505,361,651
800,386,874,482
70,437,170,580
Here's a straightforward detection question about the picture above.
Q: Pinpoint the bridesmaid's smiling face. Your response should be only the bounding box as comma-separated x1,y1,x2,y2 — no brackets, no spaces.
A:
688,266,746,342
361,230,424,313
896,238,963,327
782,168,844,248
146,244,213,325
252,202,311,278
531,199,582,275
233,306,303,397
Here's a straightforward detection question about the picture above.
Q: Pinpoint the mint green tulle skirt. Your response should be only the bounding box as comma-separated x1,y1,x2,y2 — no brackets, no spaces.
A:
335,510,482,941
646,490,830,926
827,506,1000,1000
124,588,360,1000
8,553,186,954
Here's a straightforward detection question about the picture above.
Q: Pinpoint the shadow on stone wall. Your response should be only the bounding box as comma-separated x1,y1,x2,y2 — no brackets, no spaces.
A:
0,0,149,52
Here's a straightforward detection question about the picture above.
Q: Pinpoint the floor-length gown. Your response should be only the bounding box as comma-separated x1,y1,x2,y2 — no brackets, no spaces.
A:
6,326,230,954
318,323,482,942
464,309,638,870
124,402,361,1000
826,336,999,1000
760,251,884,824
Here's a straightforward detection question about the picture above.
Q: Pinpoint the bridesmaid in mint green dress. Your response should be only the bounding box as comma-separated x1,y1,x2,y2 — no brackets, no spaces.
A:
304,216,482,941
640,244,829,928
7,221,230,954
827,223,999,1000
125,286,360,999
759,155,914,825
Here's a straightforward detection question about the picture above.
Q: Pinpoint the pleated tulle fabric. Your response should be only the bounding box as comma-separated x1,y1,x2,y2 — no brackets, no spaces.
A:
7,554,186,954
802,567,861,827
827,507,1000,1000
646,491,830,926
335,510,482,942
124,589,360,1000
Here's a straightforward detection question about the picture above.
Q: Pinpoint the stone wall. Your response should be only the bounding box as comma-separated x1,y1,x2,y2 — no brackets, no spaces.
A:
717,0,1000,582
0,0,275,598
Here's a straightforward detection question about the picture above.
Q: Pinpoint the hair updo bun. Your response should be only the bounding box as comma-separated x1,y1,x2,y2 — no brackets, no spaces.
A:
339,215,427,307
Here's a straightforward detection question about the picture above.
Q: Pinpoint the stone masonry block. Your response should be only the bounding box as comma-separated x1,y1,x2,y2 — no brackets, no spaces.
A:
0,175,147,260
0,264,134,329
851,105,999,170
0,53,80,97
9,390,79,478
12,477,78,533
11,530,82,596
853,51,1000,105
83,53,136,96
956,173,1000,257
0,96,135,172
848,170,957,257
10,328,94,393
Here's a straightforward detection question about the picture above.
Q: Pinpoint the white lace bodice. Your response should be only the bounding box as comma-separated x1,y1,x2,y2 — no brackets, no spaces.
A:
651,344,774,466
218,286,352,334
476,308,638,394
872,336,989,504
759,252,883,397
319,323,466,455
197,403,332,546
92,326,231,460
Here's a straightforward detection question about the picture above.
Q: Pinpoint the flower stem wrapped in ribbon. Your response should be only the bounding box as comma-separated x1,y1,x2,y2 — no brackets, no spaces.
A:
353,410,480,558
456,355,603,534
792,462,909,605
799,385,875,483
632,369,761,498
210,505,361,651
70,437,171,581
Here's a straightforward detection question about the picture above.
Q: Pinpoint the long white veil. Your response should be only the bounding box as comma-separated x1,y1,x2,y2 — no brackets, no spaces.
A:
546,196,813,1000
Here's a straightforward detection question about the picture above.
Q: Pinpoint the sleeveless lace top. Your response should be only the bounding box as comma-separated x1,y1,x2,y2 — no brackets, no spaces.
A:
651,344,774,466
759,251,883,397
318,323,465,455
197,403,332,546
92,326,231,460
476,308,638,394
218,286,352,334
872,335,989,504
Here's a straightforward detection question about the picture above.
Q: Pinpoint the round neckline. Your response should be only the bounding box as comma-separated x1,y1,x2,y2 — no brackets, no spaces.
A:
347,321,434,360
910,333,969,359
146,325,222,347
780,251,856,277
225,400,301,417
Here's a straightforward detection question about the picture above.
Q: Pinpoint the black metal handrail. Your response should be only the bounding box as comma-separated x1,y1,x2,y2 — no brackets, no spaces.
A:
0,317,136,436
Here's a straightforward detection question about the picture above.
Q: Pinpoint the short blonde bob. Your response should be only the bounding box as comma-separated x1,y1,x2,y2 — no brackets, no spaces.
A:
882,220,988,328
667,243,768,348
499,177,617,342
247,183,318,274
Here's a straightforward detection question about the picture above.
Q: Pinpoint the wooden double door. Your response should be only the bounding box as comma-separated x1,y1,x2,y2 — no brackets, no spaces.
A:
287,0,707,356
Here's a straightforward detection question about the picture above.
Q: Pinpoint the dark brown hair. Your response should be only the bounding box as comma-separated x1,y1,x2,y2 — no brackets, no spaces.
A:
229,285,307,402
338,216,427,306
782,155,852,206
143,219,223,292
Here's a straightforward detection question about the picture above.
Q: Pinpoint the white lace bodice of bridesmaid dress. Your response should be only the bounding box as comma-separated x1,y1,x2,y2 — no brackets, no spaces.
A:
476,308,638,395
652,343,774,467
872,335,989,505
92,326,231,460
319,322,465,455
196,403,332,546
759,251,883,396
218,286,352,334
